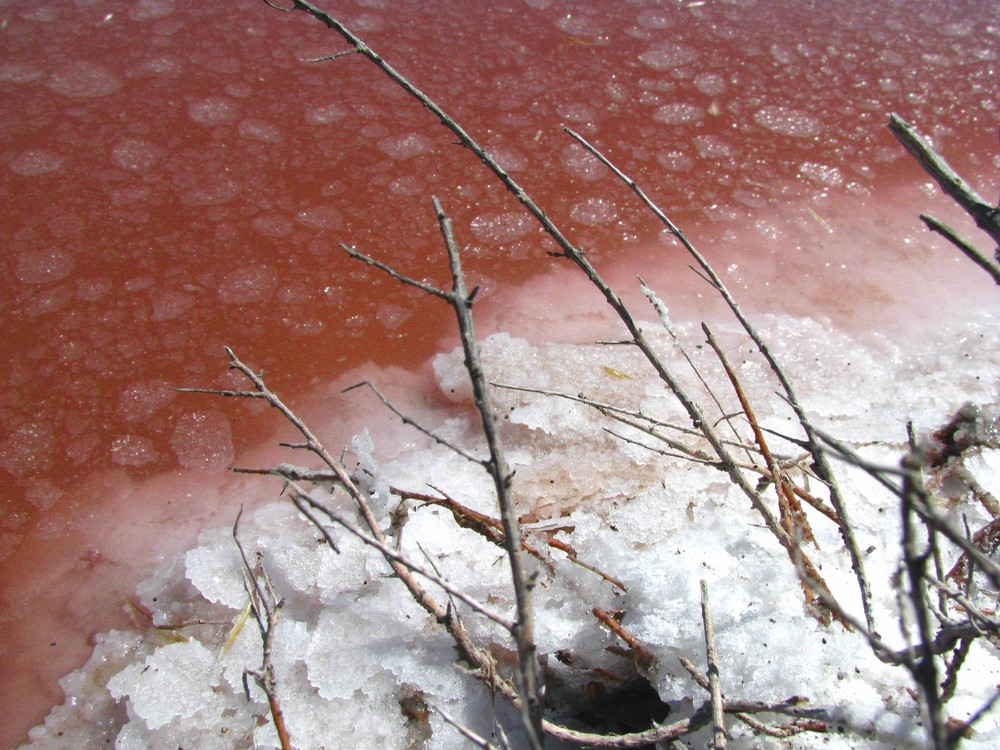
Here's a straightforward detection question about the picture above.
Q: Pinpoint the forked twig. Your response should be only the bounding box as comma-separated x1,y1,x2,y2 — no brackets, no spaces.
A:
233,507,292,750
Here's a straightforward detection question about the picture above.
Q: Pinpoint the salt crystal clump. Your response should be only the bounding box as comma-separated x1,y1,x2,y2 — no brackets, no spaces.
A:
128,0,175,21
8,149,64,176
305,102,348,124
652,102,703,125
377,132,435,160
693,134,737,158
15,249,75,283
187,96,239,126
569,196,618,226
693,72,727,95
239,118,283,143
0,61,43,83
46,62,121,97
470,211,534,244
111,139,165,172
638,42,700,70
753,105,822,138
169,411,234,471
25,313,1000,749
110,435,158,467
560,143,604,180
217,263,278,304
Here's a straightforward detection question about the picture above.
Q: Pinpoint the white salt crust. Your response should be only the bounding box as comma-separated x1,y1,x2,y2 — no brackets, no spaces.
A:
23,312,1000,749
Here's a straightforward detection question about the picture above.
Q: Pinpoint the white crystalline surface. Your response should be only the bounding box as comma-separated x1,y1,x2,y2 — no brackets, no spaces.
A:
24,312,1000,749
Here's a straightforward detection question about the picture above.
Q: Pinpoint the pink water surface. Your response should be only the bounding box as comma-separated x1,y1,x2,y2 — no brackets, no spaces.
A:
2,0,998,745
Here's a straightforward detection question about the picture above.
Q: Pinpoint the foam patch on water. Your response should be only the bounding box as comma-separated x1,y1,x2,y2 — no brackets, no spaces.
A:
23,305,1000,748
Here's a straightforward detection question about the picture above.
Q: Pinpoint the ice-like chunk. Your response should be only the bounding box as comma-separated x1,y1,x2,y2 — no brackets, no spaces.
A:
107,640,221,730
351,428,392,518
184,541,245,609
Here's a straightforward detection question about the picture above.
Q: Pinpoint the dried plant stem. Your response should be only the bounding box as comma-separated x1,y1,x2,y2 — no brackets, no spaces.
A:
232,508,292,750
344,196,545,747
700,581,727,750
564,127,874,634
887,114,1000,251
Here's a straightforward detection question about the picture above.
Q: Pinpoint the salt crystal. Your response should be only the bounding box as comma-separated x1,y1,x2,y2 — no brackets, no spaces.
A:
169,411,234,471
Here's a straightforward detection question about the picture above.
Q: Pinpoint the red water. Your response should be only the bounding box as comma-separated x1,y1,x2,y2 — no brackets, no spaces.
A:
2,0,997,745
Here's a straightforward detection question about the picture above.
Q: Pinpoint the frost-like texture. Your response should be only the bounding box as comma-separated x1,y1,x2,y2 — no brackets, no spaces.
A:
24,313,1000,749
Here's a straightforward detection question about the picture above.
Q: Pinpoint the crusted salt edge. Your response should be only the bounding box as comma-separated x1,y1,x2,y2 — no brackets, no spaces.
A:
23,312,1000,749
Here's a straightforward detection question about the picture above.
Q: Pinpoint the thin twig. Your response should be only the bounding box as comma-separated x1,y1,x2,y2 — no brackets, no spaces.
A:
233,507,292,750
564,127,874,634
887,114,1000,250
700,580,727,749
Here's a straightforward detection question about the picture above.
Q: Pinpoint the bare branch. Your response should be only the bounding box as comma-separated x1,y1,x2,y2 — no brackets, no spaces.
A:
887,114,1000,250
700,580,727,750
233,507,292,750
